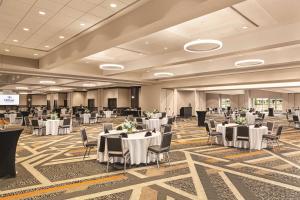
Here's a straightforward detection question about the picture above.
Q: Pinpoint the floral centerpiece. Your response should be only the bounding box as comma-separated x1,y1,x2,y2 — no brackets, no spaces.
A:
84,108,90,113
153,109,159,113
235,116,247,125
50,112,58,120
121,120,137,133
145,109,159,118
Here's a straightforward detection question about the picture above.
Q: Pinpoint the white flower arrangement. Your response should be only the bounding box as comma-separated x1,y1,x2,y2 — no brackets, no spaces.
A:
51,112,58,120
235,116,247,125
121,120,137,133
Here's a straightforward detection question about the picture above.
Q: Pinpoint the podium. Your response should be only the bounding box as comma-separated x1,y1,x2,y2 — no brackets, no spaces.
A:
196,111,207,127
180,107,192,118
0,129,23,178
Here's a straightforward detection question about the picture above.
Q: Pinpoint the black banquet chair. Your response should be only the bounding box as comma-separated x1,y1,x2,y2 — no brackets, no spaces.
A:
80,128,97,160
236,126,250,151
106,136,130,173
146,132,173,168
31,119,44,136
204,122,222,145
262,126,283,151
58,118,71,135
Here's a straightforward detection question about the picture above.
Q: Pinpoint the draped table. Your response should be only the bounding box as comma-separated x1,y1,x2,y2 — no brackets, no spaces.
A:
216,123,268,150
97,130,161,165
104,111,113,118
142,118,168,130
4,113,17,124
81,113,91,124
246,113,257,125
37,119,72,135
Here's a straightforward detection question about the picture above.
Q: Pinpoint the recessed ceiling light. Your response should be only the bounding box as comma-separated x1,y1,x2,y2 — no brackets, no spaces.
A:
184,39,223,53
44,45,49,48
16,86,28,90
110,3,117,8
33,53,39,56
242,26,249,29
99,64,124,70
59,35,65,39
23,27,29,31
164,47,168,50
80,23,85,26
39,11,46,15
145,41,149,45
235,59,265,67
19,92,28,95
4,49,10,52
154,72,174,77
40,80,56,84
83,83,96,87
13,39,18,42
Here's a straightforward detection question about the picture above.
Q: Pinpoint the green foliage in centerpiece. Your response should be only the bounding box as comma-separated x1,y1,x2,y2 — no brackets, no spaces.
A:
145,109,159,118
121,120,137,133
51,112,58,120
235,116,247,125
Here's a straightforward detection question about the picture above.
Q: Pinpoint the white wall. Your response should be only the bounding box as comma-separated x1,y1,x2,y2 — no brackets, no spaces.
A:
32,94,47,105
177,90,195,115
118,88,131,107
140,85,161,111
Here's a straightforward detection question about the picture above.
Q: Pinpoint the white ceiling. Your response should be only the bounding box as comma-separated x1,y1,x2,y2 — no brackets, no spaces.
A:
0,0,140,58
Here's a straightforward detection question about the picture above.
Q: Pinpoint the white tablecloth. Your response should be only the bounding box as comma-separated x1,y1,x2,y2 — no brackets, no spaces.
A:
81,113,91,124
216,124,267,150
152,113,162,119
97,130,161,164
246,113,257,125
295,110,300,119
4,113,17,124
38,119,72,135
104,111,113,118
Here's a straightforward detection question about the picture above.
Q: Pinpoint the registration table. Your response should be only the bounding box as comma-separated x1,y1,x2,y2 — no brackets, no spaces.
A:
216,123,268,150
37,119,72,135
97,130,162,165
4,113,17,124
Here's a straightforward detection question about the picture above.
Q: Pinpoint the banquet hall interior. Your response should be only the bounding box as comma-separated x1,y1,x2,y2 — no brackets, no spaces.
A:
1,0,300,199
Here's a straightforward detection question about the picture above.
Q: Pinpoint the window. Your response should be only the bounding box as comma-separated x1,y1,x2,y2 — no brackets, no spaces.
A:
253,98,283,112
270,98,283,112
221,98,231,108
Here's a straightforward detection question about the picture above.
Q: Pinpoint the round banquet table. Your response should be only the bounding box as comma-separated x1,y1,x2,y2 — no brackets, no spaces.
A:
152,113,162,119
246,113,257,125
144,119,160,130
296,110,300,120
216,124,267,150
4,113,17,124
97,130,162,165
81,113,91,124
104,111,113,118
38,119,72,135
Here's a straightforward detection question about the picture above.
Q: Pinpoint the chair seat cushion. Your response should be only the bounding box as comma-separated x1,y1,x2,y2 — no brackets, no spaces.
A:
148,145,169,153
108,149,129,157
86,141,97,147
262,134,278,140
236,136,249,141
210,131,222,136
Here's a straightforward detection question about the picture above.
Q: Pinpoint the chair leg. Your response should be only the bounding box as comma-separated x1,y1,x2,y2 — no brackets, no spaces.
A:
124,156,127,173
156,153,160,168
106,157,110,173
83,148,88,160
167,152,171,166
87,147,91,157
276,139,280,151
146,151,149,165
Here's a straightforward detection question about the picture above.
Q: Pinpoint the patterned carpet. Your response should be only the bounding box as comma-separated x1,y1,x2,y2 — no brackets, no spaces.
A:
1,115,300,200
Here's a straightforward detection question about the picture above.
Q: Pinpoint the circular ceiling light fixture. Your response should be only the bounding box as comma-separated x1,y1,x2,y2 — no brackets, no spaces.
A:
154,72,174,77
83,83,96,87
99,64,124,70
40,80,56,85
49,88,61,91
235,59,265,67
16,86,28,90
184,39,223,53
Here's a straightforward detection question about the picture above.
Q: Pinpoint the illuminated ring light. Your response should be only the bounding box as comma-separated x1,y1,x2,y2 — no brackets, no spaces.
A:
235,59,265,67
184,39,223,53
99,64,124,70
83,83,96,87
49,88,61,91
40,80,56,84
154,72,174,77
16,86,28,90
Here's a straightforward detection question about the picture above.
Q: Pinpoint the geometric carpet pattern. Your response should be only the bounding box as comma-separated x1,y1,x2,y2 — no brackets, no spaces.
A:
1,116,300,199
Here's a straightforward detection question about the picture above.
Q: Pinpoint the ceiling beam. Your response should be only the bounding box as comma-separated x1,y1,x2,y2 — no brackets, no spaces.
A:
39,0,244,69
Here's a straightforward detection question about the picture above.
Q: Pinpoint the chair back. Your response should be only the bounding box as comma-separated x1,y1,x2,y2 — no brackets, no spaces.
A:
160,132,172,151
209,119,216,129
127,115,134,121
136,118,143,123
164,124,172,133
266,122,274,131
204,122,211,135
31,119,39,127
24,116,30,126
276,126,283,137
136,124,146,130
236,126,249,138
80,128,88,146
161,112,166,118
167,117,173,125
225,127,234,141
107,136,123,155
286,113,289,120
91,112,96,118
63,118,71,126
0,113,4,119
103,123,113,132
293,115,299,122
262,113,265,120
240,113,246,117
16,112,22,117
